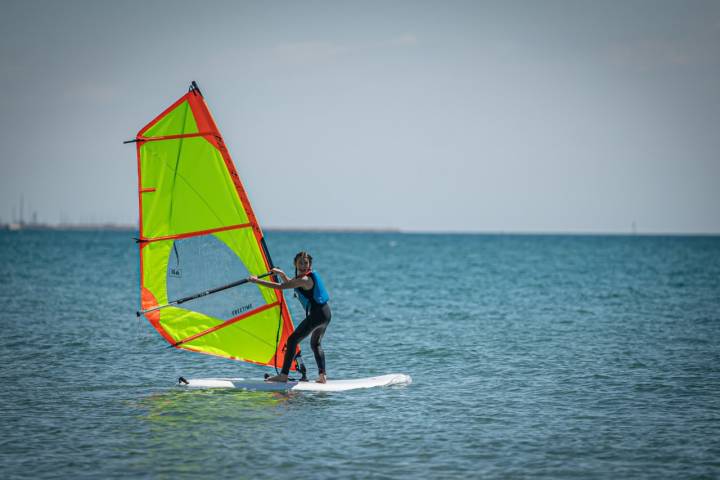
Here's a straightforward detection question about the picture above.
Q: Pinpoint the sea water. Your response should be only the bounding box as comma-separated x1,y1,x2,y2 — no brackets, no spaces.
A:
1,230,719,479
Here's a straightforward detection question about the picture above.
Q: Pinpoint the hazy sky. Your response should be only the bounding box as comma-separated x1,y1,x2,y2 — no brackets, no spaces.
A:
1,0,719,233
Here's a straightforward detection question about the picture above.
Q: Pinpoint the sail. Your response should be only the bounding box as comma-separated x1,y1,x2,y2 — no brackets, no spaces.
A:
132,82,295,369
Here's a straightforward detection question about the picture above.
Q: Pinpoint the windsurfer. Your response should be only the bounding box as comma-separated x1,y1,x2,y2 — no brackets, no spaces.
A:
249,251,331,383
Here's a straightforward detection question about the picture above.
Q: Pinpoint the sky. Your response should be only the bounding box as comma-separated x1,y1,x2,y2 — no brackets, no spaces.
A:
1,0,719,233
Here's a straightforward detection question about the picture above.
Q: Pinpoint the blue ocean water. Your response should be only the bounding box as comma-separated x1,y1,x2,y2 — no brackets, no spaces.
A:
1,230,719,479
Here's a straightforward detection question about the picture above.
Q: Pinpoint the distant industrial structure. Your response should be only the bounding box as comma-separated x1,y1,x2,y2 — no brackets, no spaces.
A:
1,196,133,231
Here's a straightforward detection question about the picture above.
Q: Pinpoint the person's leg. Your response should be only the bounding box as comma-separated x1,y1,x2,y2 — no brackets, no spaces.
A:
310,304,332,383
310,324,328,380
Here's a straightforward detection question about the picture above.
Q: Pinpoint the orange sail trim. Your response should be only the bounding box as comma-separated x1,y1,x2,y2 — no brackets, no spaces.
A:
140,286,175,344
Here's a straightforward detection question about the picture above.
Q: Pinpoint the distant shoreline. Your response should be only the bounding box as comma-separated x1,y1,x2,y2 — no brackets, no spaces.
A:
0,223,137,231
1,223,718,236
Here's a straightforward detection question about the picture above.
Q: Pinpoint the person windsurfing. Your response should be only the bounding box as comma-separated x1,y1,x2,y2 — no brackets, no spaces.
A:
249,251,331,383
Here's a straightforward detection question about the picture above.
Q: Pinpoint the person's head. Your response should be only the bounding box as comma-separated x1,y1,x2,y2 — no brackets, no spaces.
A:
293,251,313,276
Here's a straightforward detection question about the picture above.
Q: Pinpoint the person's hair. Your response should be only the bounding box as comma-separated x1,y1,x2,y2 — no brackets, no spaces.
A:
293,251,313,277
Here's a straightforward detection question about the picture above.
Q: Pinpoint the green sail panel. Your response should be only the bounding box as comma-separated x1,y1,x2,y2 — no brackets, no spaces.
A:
142,100,199,138
182,306,282,363
139,136,250,239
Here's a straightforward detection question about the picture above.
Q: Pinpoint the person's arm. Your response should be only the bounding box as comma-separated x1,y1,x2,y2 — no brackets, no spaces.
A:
271,267,291,283
249,275,312,290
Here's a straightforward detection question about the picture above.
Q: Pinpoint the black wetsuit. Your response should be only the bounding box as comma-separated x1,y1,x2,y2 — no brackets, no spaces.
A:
281,280,331,375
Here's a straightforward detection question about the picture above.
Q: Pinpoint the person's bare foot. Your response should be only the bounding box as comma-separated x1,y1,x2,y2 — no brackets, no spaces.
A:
316,373,327,384
265,374,288,382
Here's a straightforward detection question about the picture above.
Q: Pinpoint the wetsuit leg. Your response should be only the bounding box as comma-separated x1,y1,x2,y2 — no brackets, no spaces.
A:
310,325,327,374
310,304,331,374
280,313,322,375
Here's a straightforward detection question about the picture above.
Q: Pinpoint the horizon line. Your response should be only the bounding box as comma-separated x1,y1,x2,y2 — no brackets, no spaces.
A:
1,221,719,237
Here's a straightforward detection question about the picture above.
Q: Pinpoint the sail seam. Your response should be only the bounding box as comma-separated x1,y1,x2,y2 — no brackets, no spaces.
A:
140,223,253,243
138,132,214,142
173,301,281,347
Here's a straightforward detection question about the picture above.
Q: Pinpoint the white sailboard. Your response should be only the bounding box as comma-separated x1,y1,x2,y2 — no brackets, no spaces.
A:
178,374,412,392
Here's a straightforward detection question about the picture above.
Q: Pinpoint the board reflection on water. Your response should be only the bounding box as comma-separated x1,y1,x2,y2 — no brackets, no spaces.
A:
129,388,336,476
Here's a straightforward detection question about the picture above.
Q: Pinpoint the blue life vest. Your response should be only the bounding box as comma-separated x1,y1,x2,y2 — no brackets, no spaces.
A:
295,271,330,312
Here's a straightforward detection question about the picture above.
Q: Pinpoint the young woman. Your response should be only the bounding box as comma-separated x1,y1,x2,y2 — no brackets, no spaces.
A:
249,251,331,383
